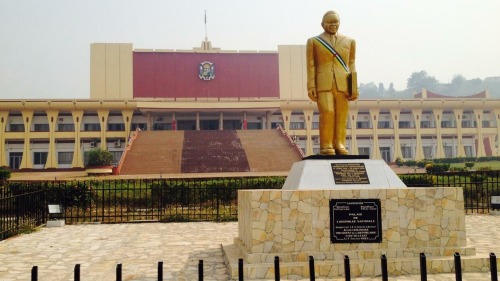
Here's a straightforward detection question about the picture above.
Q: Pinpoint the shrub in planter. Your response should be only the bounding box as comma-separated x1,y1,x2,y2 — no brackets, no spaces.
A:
425,163,450,173
395,157,404,167
86,148,113,167
0,166,11,180
417,159,431,168
465,162,475,170
405,160,417,167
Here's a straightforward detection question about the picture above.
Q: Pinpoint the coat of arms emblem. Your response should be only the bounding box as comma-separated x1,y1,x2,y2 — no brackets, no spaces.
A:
198,61,215,80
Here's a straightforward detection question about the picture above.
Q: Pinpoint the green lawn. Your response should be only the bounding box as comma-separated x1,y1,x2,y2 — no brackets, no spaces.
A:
450,161,500,170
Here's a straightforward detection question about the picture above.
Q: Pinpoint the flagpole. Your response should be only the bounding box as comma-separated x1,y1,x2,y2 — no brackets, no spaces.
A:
204,10,208,42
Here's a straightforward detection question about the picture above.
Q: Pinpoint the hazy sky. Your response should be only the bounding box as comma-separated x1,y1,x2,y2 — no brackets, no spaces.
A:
1,0,499,99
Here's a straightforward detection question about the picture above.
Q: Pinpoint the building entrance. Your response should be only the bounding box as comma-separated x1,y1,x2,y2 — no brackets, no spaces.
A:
380,147,391,162
200,120,219,130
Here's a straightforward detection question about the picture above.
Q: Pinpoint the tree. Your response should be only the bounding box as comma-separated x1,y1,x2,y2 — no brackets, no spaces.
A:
378,83,385,96
387,83,395,95
450,74,466,96
359,82,379,98
406,71,439,92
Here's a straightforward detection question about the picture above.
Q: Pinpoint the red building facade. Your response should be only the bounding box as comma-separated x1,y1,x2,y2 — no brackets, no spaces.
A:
133,52,280,99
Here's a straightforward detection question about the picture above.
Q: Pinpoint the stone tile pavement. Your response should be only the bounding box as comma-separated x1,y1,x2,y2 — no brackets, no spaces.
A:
0,215,499,281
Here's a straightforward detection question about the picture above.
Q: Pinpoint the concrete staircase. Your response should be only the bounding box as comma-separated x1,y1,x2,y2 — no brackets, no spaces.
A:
119,130,302,175
237,130,302,172
181,131,250,173
119,131,184,175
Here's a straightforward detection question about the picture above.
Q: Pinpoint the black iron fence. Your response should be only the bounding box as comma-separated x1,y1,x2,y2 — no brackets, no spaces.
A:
28,252,500,281
2,171,500,241
0,177,285,240
399,170,500,213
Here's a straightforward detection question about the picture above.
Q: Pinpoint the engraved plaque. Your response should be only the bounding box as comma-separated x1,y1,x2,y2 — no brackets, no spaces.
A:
331,163,370,184
330,199,382,243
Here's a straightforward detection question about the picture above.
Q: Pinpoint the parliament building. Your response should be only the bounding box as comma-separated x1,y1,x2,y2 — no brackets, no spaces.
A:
0,40,498,170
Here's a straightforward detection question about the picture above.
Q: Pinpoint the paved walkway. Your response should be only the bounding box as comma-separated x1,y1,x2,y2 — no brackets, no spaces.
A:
0,215,499,281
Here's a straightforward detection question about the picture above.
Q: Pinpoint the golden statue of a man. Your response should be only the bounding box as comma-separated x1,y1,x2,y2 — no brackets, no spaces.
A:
306,10,358,155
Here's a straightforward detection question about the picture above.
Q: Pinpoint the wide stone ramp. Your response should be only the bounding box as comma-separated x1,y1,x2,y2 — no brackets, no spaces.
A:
119,131,184,175
181,130,250,173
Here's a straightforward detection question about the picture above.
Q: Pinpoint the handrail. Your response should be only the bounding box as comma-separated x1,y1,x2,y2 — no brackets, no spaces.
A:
115,128,141,174
276,125,306,158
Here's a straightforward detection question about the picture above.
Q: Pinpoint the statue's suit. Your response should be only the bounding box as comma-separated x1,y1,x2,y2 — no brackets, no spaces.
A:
306,32,356,154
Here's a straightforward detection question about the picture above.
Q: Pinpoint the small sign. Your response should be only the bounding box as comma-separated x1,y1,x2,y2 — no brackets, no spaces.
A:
331,163,370,184
330,199,382,243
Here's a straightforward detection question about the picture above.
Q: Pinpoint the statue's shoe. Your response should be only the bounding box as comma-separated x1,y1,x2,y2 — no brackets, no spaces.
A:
320,148,336,155
335,147,349,155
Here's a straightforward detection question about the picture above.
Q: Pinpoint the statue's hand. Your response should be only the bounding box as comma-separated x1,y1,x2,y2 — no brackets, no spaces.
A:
348,90,359,101
308,89,318,102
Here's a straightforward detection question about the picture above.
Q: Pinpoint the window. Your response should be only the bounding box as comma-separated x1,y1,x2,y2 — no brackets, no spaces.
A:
461,121,473,128
34,124,49,132
358,147,370,156
289,122,305,130
312,122,319,129
378,121,390,129
441,121,453,128
110,151,123,165
271,122,284,129
420,121,432,128
108,123,125,131
464,146,473,157
482,121,491,128
398,121,411,128
154,123,172,130
84,123,101,131
444,146,453,158
9,124,24,132
58,152,73,165
423,146,433,159
131,123,147,131
33,152,48,165
401,146,412,159
356,121,370,129
58,124,75,132
247,122,262,130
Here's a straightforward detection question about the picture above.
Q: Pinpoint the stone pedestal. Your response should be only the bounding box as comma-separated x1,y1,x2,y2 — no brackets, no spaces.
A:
222,187,483,279
283,156,406,190
222,158,489,279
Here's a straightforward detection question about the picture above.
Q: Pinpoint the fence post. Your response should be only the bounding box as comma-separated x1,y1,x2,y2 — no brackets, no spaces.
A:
31,265,38,281
199,260,203,281
116,263,122,281
74,264,80,281
381,254,388,281
454,252,462,281
491,253,498,281
15,194,20,230
158,261,163,281
274,256,280,281
309,256,315,281
238,258,244,281
419,253,427,281
344,255,351,281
